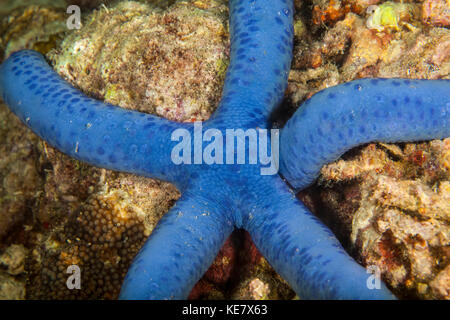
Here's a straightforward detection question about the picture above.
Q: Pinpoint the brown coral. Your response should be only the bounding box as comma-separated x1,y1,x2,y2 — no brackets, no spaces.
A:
0,5,67,57
27,190,149,299
0,104,41,241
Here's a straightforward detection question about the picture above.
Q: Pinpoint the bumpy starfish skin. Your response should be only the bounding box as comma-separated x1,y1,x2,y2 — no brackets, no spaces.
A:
280,78,450,190
0,0,448,299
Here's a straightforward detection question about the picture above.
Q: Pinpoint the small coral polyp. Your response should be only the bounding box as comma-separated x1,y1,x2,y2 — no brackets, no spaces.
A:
365,1,416,32
27,191,147,299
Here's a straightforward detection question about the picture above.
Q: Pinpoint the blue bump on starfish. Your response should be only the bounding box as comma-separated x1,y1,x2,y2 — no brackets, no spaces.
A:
0,0,448,299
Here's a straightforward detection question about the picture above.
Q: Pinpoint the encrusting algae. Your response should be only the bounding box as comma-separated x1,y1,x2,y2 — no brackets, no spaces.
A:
49,0,230,122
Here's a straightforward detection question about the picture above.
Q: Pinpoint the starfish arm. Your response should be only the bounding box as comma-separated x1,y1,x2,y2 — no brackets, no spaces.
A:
0,50,192,184
280,78,450,190
210,0,294,126
119,189,234,299
246,178,396,299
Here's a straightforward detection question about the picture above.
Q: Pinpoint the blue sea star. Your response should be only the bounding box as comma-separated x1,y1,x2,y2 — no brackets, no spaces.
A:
0,0,449,299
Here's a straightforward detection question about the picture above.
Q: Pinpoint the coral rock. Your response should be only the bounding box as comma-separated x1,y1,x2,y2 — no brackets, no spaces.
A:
49,0,229,122
0,244,27,275
0,5,67,57
0,272,25,300
311,139,450,299
422,0,450,27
